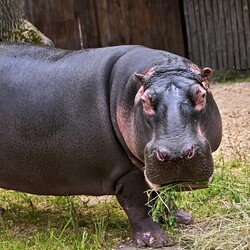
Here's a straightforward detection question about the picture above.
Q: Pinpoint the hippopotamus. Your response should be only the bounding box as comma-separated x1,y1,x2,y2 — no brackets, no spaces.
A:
0,43,222,247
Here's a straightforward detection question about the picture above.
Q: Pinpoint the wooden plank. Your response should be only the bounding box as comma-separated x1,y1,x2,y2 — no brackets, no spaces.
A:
198,0,210,66
183,0,192,59
235,0,247,69
230,0,240,69
75,0,89,49
127,0,152,47
224,1,234,68
80,0,99,48
242,0,250,67
205,0,217,69
186,0,200,65
212,0,223,69
95,0,111,46
36,0,55,44
120,0,132,44
160,0,185,56
61,1,78,49
158,0,171,51
147,0,164,50
193,0,205,66
106,0,126,46
47,0,68,48
173,0,185,56
139,0,153,48
218,0,228,69
124,0,137,44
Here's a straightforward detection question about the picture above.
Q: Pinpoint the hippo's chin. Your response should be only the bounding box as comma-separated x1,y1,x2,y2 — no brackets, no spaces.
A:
144,170,161,190
144,170,214,191
169,177,213,191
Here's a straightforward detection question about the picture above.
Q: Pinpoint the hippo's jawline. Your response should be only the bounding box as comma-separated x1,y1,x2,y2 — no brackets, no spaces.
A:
144,170,213,191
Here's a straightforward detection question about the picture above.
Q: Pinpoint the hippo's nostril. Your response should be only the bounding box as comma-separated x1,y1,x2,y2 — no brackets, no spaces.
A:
156,149,171,161
156,147,196,161
186,146,195,159
156,150,166,161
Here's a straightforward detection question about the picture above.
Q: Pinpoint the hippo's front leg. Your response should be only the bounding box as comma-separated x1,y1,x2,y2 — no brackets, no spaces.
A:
115,169,169,248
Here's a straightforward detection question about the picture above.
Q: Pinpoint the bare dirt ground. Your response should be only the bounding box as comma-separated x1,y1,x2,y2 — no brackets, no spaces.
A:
212,82,250,161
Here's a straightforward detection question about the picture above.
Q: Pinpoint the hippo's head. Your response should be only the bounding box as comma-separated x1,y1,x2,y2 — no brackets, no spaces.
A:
116,58,222,190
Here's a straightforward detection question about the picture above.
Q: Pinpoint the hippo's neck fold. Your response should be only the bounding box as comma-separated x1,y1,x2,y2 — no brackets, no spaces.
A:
110,71,146,169
109,47,170,169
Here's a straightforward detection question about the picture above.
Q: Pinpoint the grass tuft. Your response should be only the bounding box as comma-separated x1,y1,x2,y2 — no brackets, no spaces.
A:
211,68,250,83
180,208,250,250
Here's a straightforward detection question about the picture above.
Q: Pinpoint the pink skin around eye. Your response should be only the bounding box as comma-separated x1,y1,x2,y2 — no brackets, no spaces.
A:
141,92,155,115
194,85,207,111
134,87,155,115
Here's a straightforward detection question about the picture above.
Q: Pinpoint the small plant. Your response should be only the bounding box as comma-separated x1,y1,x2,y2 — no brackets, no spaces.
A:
146,187,177,227
146,181,209,228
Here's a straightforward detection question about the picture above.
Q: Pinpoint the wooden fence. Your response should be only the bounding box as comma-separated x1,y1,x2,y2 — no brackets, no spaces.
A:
183,0,250,70
23,0,250,70
23,0,185,56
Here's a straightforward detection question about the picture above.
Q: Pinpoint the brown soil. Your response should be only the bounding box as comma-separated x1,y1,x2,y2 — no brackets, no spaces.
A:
211,82,250,161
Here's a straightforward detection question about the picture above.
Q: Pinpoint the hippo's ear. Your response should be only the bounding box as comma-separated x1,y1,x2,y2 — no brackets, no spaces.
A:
201,68,213,89
134,73,145,85
202,67,213,79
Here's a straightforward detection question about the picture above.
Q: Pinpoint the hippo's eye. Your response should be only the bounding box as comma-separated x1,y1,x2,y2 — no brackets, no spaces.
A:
141,96,155,115
148,94,156,104
196,91,206,104
141,97,151,108
192,87,207,111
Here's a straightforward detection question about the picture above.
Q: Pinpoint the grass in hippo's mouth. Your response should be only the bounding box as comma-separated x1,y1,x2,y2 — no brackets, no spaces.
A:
0,155,249,249
165,180,210,191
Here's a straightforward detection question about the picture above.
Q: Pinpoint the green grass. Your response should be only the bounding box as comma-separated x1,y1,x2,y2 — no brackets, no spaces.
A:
0,153,249,249
0,193,130,250
211,69,250,84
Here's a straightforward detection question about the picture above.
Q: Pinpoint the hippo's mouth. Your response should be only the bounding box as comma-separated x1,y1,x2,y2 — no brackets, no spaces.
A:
144,170,214,191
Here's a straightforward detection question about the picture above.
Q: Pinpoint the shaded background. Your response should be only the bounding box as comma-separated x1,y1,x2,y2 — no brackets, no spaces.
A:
20,0,250,70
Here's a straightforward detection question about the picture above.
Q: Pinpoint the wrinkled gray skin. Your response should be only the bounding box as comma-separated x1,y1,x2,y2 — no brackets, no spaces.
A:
0,43,222,248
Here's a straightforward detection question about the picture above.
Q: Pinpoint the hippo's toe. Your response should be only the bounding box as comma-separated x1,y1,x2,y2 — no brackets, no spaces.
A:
174,209,194,225
134,228,169,248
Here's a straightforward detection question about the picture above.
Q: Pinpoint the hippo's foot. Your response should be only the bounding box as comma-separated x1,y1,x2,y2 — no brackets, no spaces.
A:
174,209,194,225
163,199,194,225
116,169,169,248
133,218,169,248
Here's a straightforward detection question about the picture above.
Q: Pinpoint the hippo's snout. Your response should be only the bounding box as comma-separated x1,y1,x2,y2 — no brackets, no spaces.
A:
144,139,214,187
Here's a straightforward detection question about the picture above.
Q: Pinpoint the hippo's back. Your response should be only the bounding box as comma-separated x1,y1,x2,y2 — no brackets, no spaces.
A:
0,43,138,196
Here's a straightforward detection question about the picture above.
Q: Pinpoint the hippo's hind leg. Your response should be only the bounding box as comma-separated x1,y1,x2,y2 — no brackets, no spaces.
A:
115,169,169,248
